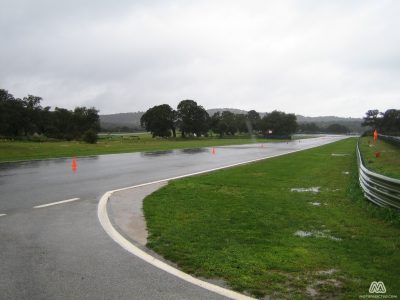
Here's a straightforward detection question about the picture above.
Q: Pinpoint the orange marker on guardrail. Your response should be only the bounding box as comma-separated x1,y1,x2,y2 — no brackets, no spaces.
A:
374,129,378,142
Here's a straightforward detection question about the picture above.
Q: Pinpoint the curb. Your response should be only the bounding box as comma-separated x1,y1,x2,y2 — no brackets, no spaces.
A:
98,184,255,300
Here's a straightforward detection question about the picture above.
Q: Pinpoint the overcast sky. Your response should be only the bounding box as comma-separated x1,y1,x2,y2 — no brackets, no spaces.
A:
1,0,399,117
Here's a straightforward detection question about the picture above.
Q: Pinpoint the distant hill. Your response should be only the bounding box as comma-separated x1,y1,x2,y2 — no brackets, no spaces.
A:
100,109,364,133
207,108,249,116
100,112,144,131
296,115,363,132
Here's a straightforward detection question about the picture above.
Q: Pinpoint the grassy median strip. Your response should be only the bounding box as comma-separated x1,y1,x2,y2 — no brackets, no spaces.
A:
144,138,400,299
359,136,400,179
0,134,285,163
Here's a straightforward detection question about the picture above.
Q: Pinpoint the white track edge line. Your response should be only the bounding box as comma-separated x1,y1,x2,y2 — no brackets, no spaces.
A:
34,198,80,209
97,137,348,300
0,213,6,217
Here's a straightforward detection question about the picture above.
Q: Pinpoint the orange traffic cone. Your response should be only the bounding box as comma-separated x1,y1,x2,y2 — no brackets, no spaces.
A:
72,158,77,172
211,148,216,155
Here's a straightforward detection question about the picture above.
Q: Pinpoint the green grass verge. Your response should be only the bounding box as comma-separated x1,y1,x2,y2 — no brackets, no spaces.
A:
359,136,400,179
143,138,400,299
0,134,286,163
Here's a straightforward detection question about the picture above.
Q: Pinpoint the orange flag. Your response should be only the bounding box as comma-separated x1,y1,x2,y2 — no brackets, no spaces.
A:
373,129,378,142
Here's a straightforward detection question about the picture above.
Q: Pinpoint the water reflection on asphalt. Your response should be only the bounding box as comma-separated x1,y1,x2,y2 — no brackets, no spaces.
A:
141,150,174,157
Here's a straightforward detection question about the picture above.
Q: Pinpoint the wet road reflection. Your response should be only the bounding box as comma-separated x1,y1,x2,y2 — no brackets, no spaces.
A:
0,136,348,212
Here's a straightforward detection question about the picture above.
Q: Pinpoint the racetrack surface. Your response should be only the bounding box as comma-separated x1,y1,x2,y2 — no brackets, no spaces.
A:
0,136,347,299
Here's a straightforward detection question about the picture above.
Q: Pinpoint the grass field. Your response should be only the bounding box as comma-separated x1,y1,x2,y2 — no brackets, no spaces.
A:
0,133,287,163
359,136,400,179
143,138,400,299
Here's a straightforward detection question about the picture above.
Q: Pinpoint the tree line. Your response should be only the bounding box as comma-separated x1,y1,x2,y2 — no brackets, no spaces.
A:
297,123,351,134
0,89,100,143
140,99,298,138
362,109,400,135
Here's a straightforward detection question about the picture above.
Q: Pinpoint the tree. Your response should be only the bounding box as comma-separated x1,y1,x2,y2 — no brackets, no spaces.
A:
221,111,237,135
210,112,225,137
246,110,261,133
260,110,297,136
38,106,56,137
362,109,400,135
379,109,400,135
177,100,209,137
0,89,14,136
235,114,247,133
325,123,350,134
0,88,101,141
21,95,43,136
0,90,25,137
140,104,176,138
210,111,239,136
297,122,321,133
362,109,380,129
82,129,98,144
73,107,100,139
53,107,74,140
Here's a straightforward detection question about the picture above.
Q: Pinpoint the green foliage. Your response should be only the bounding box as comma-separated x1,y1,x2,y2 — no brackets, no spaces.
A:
140,104,176,138
246,110,261,133
30,133,50,142
298,122,321,133
380,109,400,135
325,123,350,134
362,109,400,135
177,100,210,137
210,112,224,136
298,122,351,134
144,138,400,298
362,109,380,128
0,88,100,141
82,129,98,144
210,110,262,137
0,89,25,136
234,114,247,134
260,110,297,136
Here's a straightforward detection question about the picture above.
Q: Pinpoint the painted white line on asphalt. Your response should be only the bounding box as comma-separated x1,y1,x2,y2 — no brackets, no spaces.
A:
98,136,349,300
33,198,80,209
0,214,7,217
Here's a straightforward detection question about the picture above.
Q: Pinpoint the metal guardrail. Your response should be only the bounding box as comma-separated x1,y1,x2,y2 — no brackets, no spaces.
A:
378,134,400,147
356,141,400,209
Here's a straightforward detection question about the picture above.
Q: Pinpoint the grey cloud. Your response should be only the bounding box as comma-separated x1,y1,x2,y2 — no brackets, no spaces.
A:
0,0,399,116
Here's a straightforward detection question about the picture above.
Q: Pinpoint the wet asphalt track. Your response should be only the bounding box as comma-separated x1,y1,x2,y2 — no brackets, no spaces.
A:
0,136,347,299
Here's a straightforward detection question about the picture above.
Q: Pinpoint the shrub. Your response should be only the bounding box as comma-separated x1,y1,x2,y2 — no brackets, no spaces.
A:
82,129,98,144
